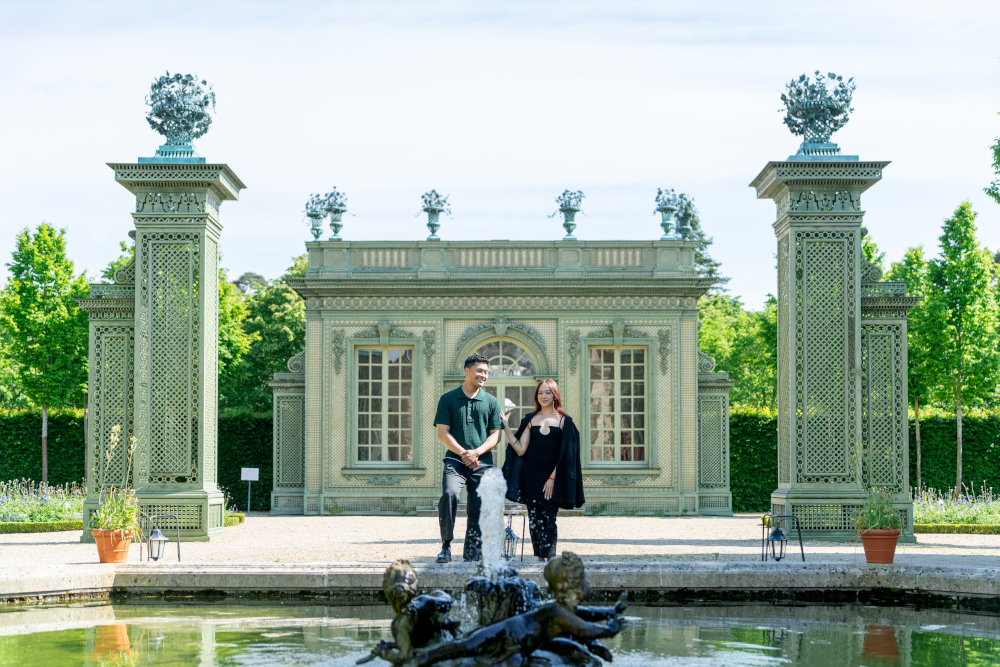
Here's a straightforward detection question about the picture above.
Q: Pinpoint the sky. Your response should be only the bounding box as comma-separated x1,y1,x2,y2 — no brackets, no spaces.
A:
1,0,999,308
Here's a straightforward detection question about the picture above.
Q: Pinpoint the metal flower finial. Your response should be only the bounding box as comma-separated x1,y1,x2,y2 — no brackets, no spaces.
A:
304,193,327,239
549,190,585,240
654,189,679,240
781,71,855,152
418,190,451,241
145,72,216,149
323,188,351,241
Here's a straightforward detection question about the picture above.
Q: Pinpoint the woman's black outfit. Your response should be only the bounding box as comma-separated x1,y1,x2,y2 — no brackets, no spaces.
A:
501,413,585,559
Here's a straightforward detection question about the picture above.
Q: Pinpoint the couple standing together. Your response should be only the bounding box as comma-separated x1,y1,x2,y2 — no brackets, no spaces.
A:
434,353,584,564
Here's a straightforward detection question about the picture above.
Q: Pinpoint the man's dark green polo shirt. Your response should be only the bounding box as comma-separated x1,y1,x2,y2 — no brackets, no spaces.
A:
434,386,503,466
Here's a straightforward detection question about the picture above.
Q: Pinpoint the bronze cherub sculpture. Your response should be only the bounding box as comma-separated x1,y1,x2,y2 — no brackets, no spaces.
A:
358,560,462,664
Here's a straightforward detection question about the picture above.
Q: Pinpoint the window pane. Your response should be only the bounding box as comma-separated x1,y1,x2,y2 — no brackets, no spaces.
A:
389,365,400,380
371,365,383,380
358,398,369,412
371,430,382,445
388,348,400,363
359,366,369,379
401,430,412,445
401,349,413,364
358,382,369,397
634,365,644,380
401,414,412,429
634,398,644,412
621,398,631,412
620,415,632,429
389,382,399,397
603,349,614,363
603,382,615,396
401,365,412,380
359,415,369,428
603,446,614,460
371,349,383,363
621,349,631,364
370,448,382,461
388,431,399,445
358,447,369,461
620,382,631,397
388,415,399,429
591,446,602,460
358,431,369,445
590,348,601,363
389,398,399,412
388,447,399,461
401,446,413,462
358,349,369,362
621,366,631,380
590,414,599,429
357,347,414,466
633,447,645,461
401,382,412,396
633,349,644,363
621,446,632,462
590,382,603,397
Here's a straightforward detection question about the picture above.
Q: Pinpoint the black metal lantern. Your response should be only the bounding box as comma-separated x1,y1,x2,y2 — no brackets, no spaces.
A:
767,526,789,561
148,526,169,561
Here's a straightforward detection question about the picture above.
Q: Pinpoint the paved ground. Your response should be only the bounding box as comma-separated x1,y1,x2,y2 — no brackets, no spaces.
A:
2,514,999,567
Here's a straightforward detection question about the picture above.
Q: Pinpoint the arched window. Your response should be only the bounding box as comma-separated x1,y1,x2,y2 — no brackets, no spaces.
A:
474,339,536,377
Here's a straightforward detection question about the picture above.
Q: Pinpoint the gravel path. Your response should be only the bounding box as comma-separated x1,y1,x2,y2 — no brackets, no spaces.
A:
2,514,998,567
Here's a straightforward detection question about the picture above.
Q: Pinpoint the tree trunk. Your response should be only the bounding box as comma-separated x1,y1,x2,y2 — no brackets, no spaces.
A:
956,376,963,493
41,404,48,484
914,396,922,491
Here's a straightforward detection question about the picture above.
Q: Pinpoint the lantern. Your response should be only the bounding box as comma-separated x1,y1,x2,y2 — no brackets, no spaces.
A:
148,526,170,561
766,526,789,561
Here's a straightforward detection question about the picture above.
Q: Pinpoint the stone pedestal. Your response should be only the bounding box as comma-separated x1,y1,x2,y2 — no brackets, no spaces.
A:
79,159,245,541
751,157,915,541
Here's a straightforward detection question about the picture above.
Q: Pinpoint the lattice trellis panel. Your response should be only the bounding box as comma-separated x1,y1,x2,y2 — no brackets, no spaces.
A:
795,231,855,484
588,497,680,514
681,320,697,492
697,396,727,488
141,504,203,531
325,496,424,514
777,236,791,484
92,326,135,491
204,237,218,483
792,503,909,532
862,325,904,492
275,395,305,487
306,319,324,493
140,232,201,484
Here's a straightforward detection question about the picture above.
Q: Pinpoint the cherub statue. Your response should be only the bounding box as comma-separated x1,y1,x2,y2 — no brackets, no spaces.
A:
405,552,624,667
357,560,462,664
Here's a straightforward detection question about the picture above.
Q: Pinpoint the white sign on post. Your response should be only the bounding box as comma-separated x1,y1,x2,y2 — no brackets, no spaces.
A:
241,468,259,514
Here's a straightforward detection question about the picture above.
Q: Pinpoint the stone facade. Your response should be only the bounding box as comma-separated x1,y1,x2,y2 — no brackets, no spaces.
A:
271,239,734,516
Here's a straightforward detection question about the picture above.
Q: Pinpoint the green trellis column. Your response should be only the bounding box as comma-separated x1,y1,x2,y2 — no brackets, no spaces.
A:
109,160,245,540
751,157,912,541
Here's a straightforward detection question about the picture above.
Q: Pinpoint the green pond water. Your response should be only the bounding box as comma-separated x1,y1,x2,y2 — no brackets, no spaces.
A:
0,601,997,666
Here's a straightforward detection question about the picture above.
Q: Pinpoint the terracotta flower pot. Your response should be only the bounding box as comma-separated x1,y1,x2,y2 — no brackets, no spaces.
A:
93,623,131,658
862,625,900,663
859,528,901,563
92,528,134,563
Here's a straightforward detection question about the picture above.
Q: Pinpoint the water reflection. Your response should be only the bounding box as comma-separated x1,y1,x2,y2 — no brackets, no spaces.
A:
0,603,999,666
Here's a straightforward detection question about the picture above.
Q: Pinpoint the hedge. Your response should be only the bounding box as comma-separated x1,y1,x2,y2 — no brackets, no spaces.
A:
914,523,1000,534
3,410,998,515
0,520,83,534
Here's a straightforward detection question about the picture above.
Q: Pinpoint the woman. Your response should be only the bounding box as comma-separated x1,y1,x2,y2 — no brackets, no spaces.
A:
500,379,584,560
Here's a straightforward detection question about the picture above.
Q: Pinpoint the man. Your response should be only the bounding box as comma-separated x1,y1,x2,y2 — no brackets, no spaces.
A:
434,353,503,563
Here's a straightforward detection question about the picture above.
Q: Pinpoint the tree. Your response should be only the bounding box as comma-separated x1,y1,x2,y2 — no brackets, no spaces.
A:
232,272,267,295
218,267,258,378
698,294,778,409
862,234,887,271
887,246,932,488
0,223,89,482
984,121,1000,206
676,195,729,292
220,255,307,412
923,203,1000,491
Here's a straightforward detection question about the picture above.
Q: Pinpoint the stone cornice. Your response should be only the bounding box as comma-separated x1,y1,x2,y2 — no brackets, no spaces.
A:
74,297,135,320
751,160,890,200
303,294,701,311
107,162,245,201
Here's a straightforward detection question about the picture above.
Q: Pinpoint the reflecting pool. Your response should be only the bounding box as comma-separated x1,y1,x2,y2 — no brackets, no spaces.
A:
1,602,999,666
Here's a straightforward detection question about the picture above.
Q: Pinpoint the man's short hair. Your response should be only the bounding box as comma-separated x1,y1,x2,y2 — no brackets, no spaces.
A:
464,354,490,369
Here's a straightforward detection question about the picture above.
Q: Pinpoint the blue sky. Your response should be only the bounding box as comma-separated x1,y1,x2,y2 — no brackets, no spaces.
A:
1,0,999,307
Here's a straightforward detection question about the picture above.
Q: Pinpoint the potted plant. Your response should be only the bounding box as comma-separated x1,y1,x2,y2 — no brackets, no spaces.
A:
854,486,904,563
90,425,141,563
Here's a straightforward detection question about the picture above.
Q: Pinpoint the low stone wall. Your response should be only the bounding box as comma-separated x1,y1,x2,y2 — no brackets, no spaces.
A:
6,562,1000,612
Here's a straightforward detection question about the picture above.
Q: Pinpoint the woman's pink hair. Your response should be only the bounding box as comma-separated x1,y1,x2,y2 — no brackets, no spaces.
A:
534,379,569,418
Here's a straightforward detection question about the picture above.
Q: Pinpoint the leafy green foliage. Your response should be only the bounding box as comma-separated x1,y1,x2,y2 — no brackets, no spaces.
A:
215,412,273,511
220,256,306,412
0,479,84,522
218,267,258,377
91,424,140,532
923,203,1000,487
854,487,903,532
0,223,89,411
729,408,778,512
675,194,728,292
699,295,777,409
0,520,83,534
914,485,1000,525
862,234,886,270
985,120,1000,206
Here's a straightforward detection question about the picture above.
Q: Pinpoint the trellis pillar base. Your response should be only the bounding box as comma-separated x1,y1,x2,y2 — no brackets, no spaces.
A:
771,489,916,544
136,489,227,541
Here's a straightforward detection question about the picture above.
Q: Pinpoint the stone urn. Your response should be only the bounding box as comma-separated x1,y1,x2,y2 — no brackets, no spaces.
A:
424,207,445,241
859,528,901,563
656,203,678,240
559,206,580,240
92,528,134,563
327,206,347,241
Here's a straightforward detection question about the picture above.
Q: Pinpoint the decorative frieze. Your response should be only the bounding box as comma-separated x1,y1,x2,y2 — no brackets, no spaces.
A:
455,316,548,352
306,295,699,310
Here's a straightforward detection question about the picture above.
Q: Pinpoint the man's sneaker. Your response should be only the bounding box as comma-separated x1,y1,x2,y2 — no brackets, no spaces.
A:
436,547,451,563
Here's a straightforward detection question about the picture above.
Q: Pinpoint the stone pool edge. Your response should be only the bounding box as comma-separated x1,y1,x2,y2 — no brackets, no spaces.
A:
4,562,1000,611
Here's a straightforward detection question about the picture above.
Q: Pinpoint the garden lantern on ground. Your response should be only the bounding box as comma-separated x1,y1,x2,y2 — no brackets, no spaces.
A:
148,526,169,561
766,525,789,561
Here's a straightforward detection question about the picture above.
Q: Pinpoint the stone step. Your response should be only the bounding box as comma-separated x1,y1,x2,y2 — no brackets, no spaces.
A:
415,504,584,518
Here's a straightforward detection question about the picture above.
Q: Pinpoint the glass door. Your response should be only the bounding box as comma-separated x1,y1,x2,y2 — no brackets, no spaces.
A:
483,383,537,468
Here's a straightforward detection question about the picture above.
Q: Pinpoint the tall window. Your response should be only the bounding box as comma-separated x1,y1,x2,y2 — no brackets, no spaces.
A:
357,347,414,464
589,347,646,464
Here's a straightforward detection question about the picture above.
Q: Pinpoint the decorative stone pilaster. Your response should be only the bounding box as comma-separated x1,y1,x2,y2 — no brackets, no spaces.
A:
104,160,245,540
752,157,914,541
269,352,306,514
697,356,734,516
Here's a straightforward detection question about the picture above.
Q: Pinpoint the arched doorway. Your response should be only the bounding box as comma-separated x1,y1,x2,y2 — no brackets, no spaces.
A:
473,338,539,468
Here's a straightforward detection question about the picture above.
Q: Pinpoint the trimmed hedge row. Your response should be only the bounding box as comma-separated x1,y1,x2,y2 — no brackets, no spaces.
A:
0,520,83,534
3,411,997,515
914,523,1000,534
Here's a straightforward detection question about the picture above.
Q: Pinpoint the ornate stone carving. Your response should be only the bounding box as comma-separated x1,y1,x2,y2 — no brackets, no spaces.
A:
364,474,402,486
135,192,207,214
286,350,305,373
861,259,884,282
788,190,860,212
307,295,699,311
146,72,216,146
600,475,637,486
658,329,671,374
549,190,584,240
114,257,136,284
455,316,548,352
422,329,436,375
586,320,647,345
781,71,855,145
697,350,716,373
567,329,581,374
355,321,416,343
333,329,346,374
